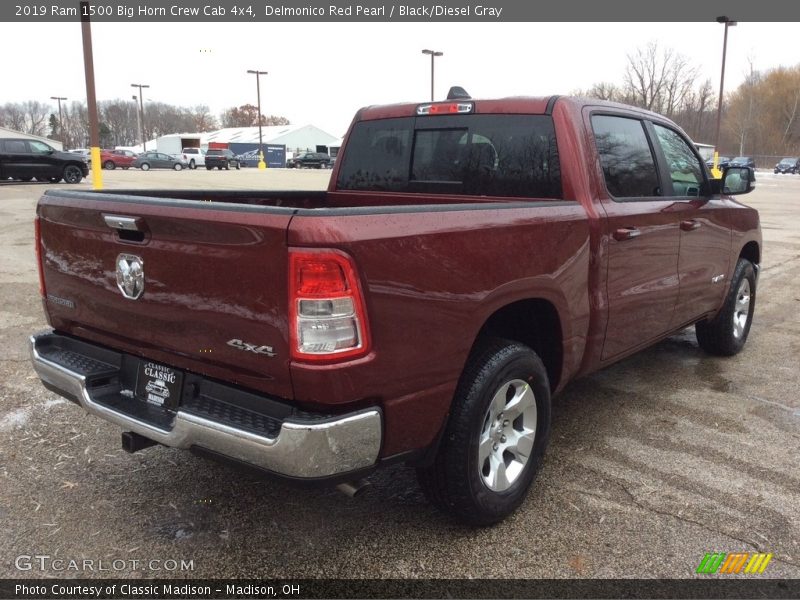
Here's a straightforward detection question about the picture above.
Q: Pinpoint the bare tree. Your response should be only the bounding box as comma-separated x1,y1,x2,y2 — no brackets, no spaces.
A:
623,42,698,117
22,100,51,136
1,103,28,132
191,105,218,132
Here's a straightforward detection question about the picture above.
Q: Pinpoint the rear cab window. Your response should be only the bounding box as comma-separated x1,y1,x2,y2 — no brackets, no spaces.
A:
336,114,562,199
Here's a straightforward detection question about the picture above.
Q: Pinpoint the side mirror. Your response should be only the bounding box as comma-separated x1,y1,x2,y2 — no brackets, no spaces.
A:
710,166,755,195
722,166,755,195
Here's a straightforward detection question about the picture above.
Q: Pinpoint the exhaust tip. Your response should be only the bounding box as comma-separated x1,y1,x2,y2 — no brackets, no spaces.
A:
336,479,370,498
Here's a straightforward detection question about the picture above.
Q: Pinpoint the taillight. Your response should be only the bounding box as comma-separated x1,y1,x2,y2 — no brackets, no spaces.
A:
34,217,46,298
289,249,371,362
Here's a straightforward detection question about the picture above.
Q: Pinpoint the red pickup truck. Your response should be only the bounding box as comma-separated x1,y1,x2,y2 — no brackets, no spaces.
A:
30,93,760,524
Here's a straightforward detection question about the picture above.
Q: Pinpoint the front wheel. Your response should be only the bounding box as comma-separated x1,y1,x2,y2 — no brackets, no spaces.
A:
696,258,757,356
140,163,150,171
417,339,551,525
63,165,83,184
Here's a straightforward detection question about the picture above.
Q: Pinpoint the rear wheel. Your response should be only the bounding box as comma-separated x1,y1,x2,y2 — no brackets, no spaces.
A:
696,258,757,356
63,165,83,184
417,339,551,525
103,160,116,170
174,163,183,171
189,160,196,169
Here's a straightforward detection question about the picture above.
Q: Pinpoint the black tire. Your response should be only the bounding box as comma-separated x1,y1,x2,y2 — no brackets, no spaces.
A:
174,163,183,171
103,160,116,170
63,165,83,184
140,163,150,171
189,160,196,169
417,339,551,525
696,258,757,356
235,162,240,170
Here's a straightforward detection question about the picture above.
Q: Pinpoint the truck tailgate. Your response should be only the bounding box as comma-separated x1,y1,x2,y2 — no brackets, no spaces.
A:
37,192,294,400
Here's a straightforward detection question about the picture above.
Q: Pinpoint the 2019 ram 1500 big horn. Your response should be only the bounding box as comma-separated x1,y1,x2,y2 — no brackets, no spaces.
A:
30,93,760,524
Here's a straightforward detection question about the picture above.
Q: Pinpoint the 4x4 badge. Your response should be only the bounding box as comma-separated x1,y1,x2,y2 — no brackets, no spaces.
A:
116,253,144,299
227,338,276,357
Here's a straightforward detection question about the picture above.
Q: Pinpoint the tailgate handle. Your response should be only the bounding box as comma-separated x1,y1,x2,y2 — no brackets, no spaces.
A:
103,215,142,231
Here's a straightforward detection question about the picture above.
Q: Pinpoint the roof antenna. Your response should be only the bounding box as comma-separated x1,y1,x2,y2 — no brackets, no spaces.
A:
447,86,471,100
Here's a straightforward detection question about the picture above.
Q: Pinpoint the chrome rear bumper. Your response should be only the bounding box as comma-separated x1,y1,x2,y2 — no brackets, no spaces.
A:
30,332,382,479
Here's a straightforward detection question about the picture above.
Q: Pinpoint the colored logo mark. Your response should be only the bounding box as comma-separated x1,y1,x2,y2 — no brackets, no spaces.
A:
696,552,773,574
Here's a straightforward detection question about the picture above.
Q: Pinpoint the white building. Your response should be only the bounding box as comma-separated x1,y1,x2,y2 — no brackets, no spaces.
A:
0,127,64,151
202,124,338,154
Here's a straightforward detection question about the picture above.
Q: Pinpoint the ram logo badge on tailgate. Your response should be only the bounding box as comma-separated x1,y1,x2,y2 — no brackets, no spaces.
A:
116,253,144,300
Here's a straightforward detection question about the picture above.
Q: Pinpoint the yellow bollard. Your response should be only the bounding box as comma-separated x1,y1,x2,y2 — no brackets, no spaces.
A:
90,147,103,190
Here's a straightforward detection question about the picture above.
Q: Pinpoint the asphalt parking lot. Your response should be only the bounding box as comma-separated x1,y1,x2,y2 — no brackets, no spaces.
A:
1,168,799,579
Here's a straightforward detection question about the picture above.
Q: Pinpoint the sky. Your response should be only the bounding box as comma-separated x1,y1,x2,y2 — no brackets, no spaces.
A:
2,21,800,137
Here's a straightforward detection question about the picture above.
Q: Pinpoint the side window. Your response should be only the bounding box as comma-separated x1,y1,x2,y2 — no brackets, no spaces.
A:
652,124,705,197
591,115,660,199
4,140,29,153
29,141,53,153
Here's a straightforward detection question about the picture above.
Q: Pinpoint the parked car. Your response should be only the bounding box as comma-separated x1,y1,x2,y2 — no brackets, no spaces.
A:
729,156,756,169
774,157,800,174
0,138,88,183
181,147,206,169
705,156,731,171
205,149,240,170
99,149,138,170
287,152,333,169
132,151,189,171
30,94,760,525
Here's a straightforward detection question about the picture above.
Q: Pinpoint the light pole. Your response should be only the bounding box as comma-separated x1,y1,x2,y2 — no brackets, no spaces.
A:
247,69,268,169
712,16,737,178
131,95,141,148
50,96,67,147
421,49,443,101
80,1,102,189
131,83,150,151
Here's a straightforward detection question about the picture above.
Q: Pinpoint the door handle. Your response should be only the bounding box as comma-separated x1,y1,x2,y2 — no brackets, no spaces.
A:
613,227,641,241
680,219,701,231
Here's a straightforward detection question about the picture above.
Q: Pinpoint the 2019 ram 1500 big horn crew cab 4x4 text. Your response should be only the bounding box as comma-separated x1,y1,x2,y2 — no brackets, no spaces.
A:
30,92,760,524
